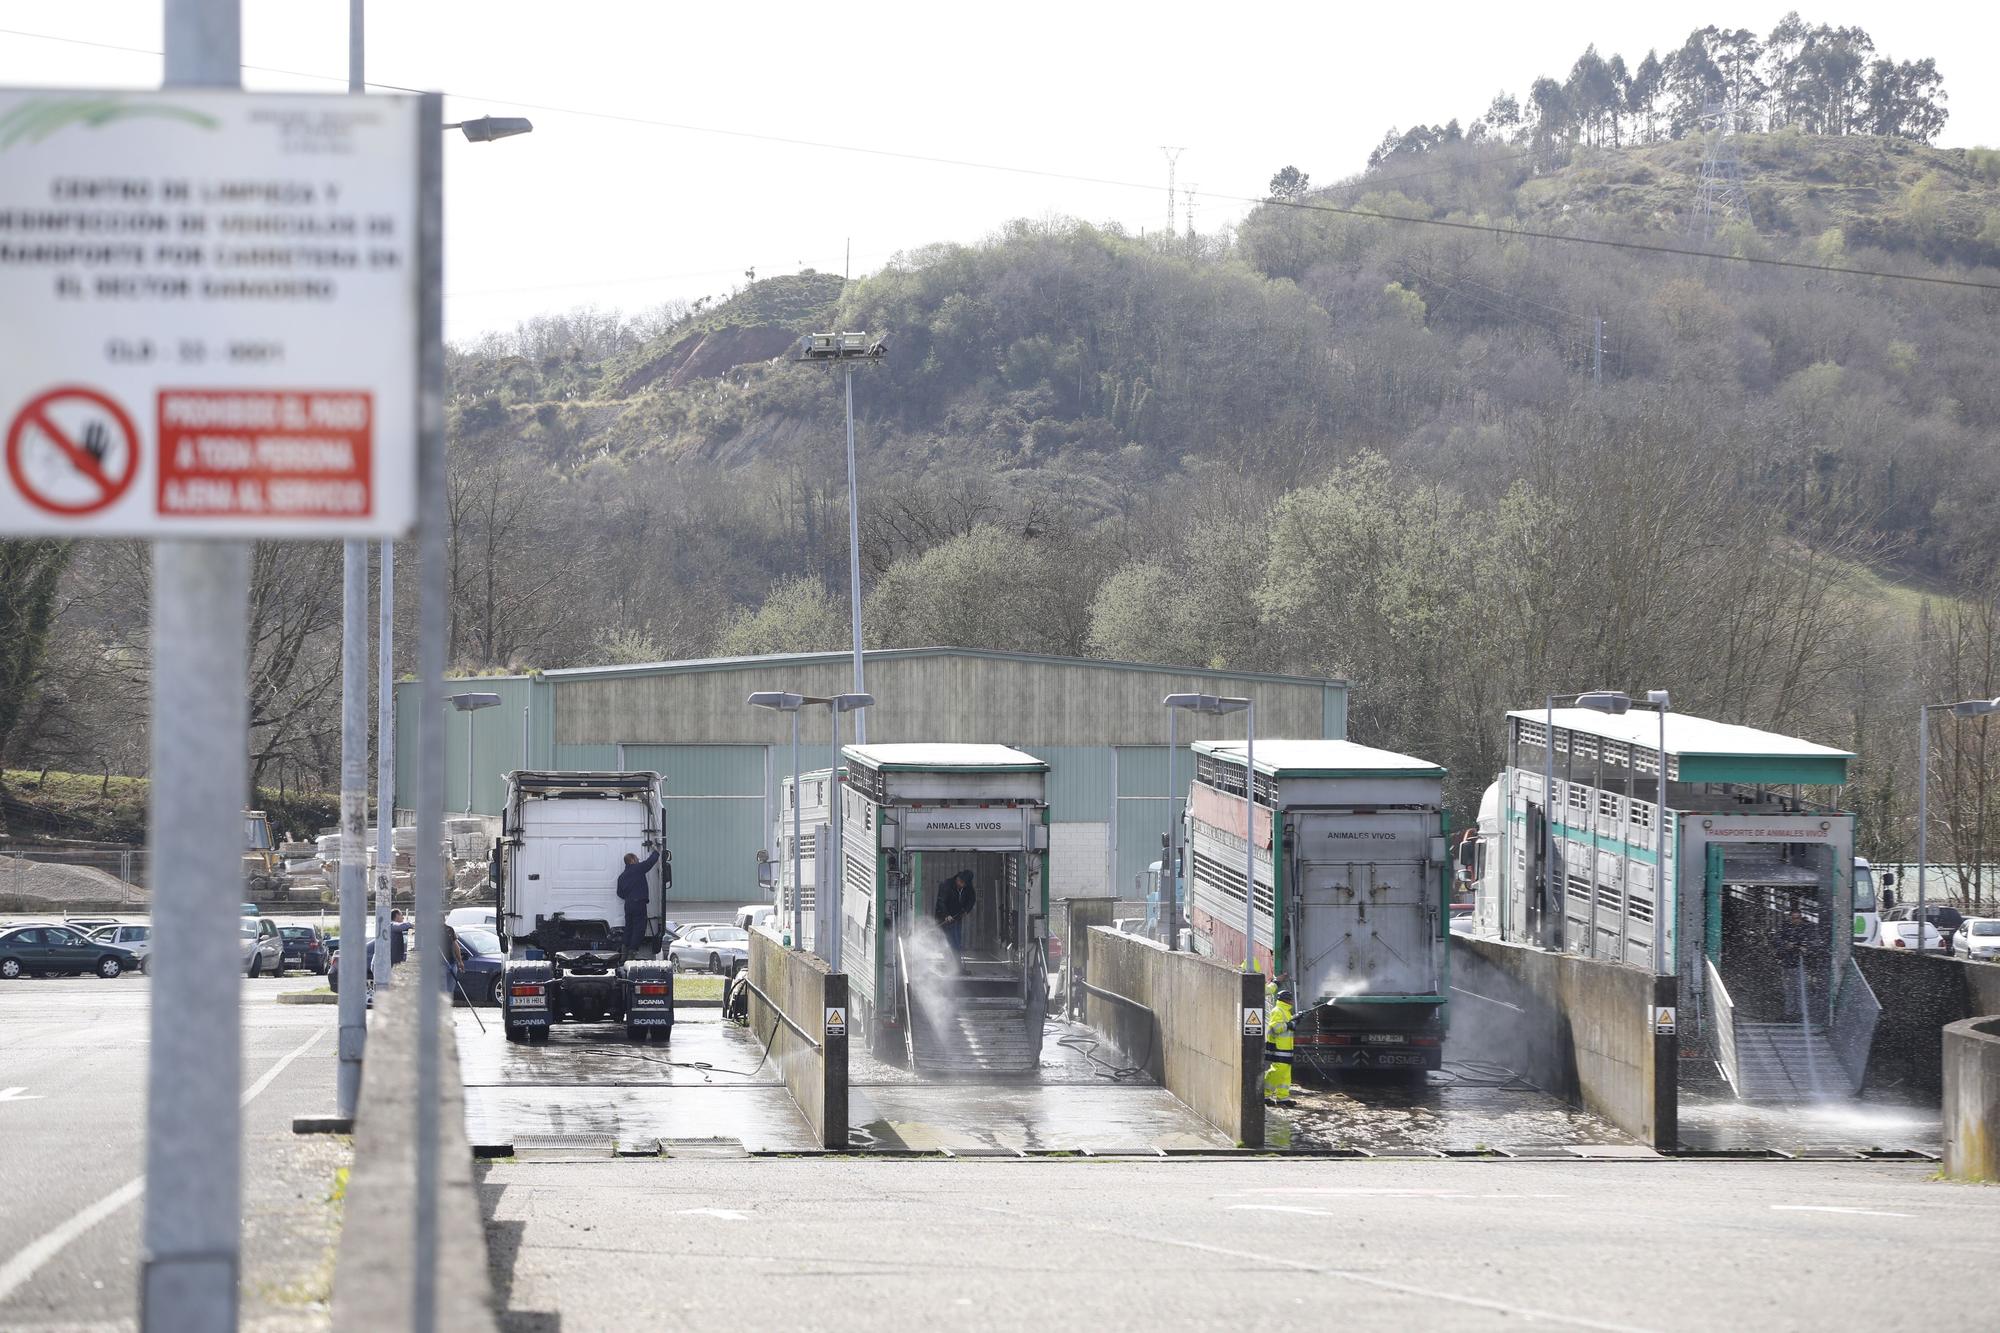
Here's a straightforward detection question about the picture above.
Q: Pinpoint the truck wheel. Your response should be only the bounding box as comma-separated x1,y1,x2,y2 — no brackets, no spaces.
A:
528,1027,549,1043
503,1022,522,1043
626,1024,644,1042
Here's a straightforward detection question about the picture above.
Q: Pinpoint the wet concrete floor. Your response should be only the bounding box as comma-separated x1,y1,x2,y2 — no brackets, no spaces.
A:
1676,1081,1942,1156
1271,1063,1634,1156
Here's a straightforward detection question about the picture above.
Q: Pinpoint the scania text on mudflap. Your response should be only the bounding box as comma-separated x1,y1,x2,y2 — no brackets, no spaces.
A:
491,770,675,1044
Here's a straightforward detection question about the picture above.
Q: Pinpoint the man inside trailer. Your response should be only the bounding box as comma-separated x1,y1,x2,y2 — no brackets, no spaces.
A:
935,868,976,955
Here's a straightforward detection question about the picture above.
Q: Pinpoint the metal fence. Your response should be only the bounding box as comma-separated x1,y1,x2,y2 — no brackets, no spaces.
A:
1827,955,1881,1094
0,845,151,913
1706,957,1740,1094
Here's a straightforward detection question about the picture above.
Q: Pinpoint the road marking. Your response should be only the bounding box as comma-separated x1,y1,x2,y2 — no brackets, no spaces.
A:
1228,1204,1335,1216
1771,1205,1914,1219
0,1087,43,1102
674,1207,750,1221
0,1021,326,1308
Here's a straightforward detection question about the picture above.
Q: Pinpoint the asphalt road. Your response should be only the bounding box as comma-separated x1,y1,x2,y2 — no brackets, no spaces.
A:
484,1155,1997,1332
0,972,343,1329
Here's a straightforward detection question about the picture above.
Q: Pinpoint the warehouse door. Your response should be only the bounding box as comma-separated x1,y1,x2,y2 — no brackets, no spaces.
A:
621,744,766,906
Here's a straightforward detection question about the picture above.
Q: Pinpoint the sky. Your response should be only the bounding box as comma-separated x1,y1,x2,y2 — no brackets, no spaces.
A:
5,2,1995,341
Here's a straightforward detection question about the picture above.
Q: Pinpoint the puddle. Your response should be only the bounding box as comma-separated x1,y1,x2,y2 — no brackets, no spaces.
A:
1675,1085,1941,1155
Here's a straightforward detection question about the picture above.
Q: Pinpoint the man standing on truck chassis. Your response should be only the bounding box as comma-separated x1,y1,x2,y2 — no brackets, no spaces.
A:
617,846,661,953
1264,987,1295,1103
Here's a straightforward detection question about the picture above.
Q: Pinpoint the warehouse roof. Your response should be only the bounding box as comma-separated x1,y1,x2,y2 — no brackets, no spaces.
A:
843,743,1048,773
1194,738,1446,779
540,645,1343,688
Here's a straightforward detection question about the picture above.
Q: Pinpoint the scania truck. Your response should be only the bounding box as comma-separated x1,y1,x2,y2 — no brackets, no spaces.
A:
493,770,675,1043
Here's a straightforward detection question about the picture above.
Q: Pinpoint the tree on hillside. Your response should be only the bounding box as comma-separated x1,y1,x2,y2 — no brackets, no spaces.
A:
0,540,72,828
1627,51,1666,142
1267,165,1312,201
716,575,850,658
1864,58,1949,142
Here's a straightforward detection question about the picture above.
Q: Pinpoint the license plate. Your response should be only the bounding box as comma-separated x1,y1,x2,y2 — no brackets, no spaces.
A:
510,995,546,1009
1363,1033,1405,1045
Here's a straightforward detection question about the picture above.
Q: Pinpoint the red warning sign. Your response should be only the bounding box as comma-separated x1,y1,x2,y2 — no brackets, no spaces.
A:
157,390,374,520
5,386,141,516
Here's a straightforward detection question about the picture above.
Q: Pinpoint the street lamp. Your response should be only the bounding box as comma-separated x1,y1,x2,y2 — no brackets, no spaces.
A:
1917,696,2000,954
1542,690,1631,951
445,115,534,142
796,332,887,742
1630,689,1672,975
749,691,829,947
821,693,874,969
447,692,502,813
1164,693,1254,970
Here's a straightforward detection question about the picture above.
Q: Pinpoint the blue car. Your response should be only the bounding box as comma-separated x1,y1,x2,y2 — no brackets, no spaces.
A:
329,925,506,1006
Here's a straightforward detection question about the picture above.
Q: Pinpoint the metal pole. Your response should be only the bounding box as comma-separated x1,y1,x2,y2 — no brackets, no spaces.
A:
374,543,395,986
334,0,368,1121
1243,701,1256,973
843,366,866,743
413,90,445,1333
1164,709,1178,950
1656,702,1670,976
1543,694,1557,949
464,711,475,813
336,541,368,1117
521,704,530,768
828,707,841,969
1916,705,1929,956
142,5,243,1328
791,710,803,947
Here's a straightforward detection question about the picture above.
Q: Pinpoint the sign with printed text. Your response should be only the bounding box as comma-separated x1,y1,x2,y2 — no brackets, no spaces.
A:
1652,1005,1677,1036
0,88,419,536
1243,1006,1265,1038
823,1007,846,1037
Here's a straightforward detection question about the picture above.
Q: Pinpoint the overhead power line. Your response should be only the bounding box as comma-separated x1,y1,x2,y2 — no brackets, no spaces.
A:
5,25,2000,295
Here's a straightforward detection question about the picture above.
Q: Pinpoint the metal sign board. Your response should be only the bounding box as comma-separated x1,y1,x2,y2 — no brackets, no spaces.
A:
1243,1006,1265,1038
824,1006,846,1037
0,88,419,537
1653,1005,1677,1036
899,806,1029,849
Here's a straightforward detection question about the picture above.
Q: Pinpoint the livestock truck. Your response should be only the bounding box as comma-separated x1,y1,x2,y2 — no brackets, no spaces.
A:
835,744,1052,1074
1185,739,1451,1073
493,770,675,1043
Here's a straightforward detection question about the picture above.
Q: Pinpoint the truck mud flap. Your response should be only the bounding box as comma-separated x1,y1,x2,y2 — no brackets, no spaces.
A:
502,959,554,1040
623,959,675,1040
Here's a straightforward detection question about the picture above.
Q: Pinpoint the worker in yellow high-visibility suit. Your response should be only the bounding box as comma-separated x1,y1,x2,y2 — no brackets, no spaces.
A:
1263,987,1295,1103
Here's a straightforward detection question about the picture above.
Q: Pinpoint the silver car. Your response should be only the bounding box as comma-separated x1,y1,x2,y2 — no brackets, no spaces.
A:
240,920,283,976
91,923,153,971
1953,917,2000,962
668,924,750,975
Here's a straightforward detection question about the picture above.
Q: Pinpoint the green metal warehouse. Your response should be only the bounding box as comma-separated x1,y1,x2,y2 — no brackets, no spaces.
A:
397,648,1347,906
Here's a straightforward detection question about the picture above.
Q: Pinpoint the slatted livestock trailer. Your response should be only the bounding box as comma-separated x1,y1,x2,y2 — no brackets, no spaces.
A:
837,744,1052,1074
1185,740,1452,1072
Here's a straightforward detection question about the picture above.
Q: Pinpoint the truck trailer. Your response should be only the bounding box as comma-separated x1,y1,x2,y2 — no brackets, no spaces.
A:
836,744,1051,1074
1185,739,1452,1073
492,770,675,1043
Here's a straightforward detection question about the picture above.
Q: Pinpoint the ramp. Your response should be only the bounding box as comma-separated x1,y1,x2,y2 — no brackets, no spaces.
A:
1707,958,1876,1102
901,948,1040,1077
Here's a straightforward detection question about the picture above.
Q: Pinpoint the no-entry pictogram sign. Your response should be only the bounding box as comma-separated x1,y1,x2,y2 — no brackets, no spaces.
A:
6,387,141,516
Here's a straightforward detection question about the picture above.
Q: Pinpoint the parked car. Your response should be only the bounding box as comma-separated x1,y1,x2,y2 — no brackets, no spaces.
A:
241,920,283,976
455,926,505,1005
1910,903,1967,950
1877,917,1945,950
90,922,152,970
733,903,777,932
325,938,375,994
1953,917,2000,962
0,923,142,979
63,916,122,935
278,925,330,974
668,923,750,975
446,906,497,930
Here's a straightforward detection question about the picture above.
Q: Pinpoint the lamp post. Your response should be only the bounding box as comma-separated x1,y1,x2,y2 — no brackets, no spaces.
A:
1542,690,1631,951
448,692,502,813
821,693,874,969
1631,689,1672,975
1164,693,1254,970
749,692,827,947
796,332,887,741
1917,696,2000,955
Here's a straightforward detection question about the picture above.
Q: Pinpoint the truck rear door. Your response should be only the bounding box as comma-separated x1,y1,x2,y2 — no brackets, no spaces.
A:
1293,811,1438,1001
513,798,650,934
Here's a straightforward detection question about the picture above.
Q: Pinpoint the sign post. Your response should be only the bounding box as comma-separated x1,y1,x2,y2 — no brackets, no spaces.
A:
0,19,423,1329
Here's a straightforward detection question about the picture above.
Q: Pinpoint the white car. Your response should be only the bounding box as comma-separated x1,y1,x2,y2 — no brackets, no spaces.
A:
240,920,283,976
1953,917,2000,962
446,906,497,930
1877,918,1944,950
733,903,776,932
91,923,152,970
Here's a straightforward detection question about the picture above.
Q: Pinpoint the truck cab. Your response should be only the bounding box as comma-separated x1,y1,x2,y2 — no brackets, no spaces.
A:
493,771,675,1043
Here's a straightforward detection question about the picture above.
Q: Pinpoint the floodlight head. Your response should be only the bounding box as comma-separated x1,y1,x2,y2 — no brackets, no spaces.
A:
448,691,503,712
1646,689,1671,708
747,691,807,712
1950,698,2000,718
830,693,875,713
1574,690,1632,715
1162,692,1251,716
451,115,534,143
